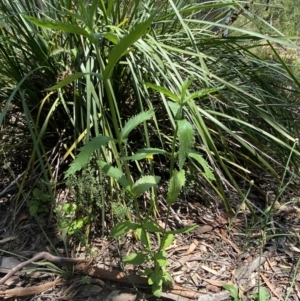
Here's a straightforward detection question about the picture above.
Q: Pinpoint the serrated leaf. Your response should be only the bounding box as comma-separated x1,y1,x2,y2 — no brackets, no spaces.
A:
132,175,160,197
185,86,224,103
180,76,194,103
120,110,154,141
168,225,198,235
23,15,97,43
161,233,174,250
146,83,179,102
166,169,185,204
104,16,153,79
152,282,163,297
162,272,173,287
177,120,194,170
64,136,113,178
120,148,169,161
142,221,163,233
111,221,140,237
97,161,131,192
123,253,147,265
149,270,163,286
188,151,215,180
168,101,182,120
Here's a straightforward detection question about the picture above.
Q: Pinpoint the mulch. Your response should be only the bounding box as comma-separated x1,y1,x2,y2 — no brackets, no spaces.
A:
1,175,300,301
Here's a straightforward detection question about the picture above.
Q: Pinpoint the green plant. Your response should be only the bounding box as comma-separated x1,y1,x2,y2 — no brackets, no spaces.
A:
65,86,217,295
1,0,300,221
223,284,270,301
28,186,51,216
58,162,103,244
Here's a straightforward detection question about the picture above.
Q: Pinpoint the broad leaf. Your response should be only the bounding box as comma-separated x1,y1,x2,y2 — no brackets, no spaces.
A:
104,16,154,79
23,16,97,43
188,151,215,180
64,136,113,178
177,120,194,170
166,169,185,204
120,110,154,141
123,253,148,265
97,161,131,192
142,221,163,233
132,175,160,197
111,221,140,237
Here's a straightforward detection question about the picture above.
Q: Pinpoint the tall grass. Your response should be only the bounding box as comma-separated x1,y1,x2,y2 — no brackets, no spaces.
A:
0,0,299,215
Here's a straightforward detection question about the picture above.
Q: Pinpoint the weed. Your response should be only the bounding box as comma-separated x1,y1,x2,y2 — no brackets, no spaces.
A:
65,77,218,296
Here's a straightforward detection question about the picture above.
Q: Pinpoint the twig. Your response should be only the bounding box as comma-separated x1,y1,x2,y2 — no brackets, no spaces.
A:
0,252,87,285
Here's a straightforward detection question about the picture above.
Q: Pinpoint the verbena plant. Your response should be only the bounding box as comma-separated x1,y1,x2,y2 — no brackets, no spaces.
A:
64,86,216,294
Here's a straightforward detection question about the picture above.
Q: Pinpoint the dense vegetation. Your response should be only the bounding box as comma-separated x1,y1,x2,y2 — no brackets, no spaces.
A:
0,0,299,297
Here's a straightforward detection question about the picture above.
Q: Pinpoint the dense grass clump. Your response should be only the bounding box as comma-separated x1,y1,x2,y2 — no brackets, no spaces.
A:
0,0,299,230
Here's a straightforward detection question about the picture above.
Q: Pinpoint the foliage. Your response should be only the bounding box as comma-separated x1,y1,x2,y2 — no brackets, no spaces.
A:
0,0,300,295
223,284,270,301
60,162,103,244
65,107,203,296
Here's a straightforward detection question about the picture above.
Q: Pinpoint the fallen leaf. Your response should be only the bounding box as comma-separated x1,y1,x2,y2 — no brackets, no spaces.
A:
184,240,198,255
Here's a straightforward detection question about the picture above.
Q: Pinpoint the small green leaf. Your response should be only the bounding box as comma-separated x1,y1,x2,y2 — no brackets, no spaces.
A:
142,221,163,233
168,225,198,235
223,284,239,301
166,169,185,204
120,110,154,141
185,86,224,103
146,83,179,102
132,175,160,197
111,221,140,237
136,228,151,246
62,204,77,214
154,250,169,267
149,270,163,286
161,233,174,250
29,202,39,216
143,268,154,277
97,161,131,192
253,287,270,301
120,148,169,161
64,136,113,178
152,282,163,297
180,76,194,103
162,271,173,287
177,120,194,170
188,151,215,180
123,253,148,265
168,101,182,120
32,188,49,201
